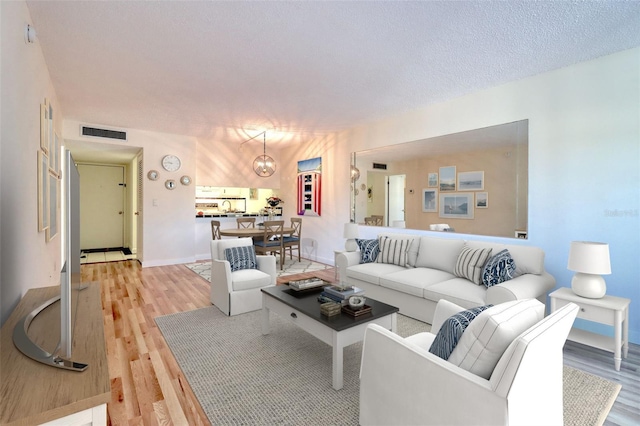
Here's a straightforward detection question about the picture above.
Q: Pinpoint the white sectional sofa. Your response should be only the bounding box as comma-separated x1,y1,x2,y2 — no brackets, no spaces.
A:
336,233,556,324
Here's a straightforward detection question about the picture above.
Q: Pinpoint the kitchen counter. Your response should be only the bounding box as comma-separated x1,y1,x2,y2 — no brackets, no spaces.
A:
195,213,282,218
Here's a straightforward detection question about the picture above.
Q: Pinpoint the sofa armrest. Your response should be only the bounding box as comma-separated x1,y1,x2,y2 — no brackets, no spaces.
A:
486,271,556,306
256,255,277,286
359,324,505,426
336,251,361,282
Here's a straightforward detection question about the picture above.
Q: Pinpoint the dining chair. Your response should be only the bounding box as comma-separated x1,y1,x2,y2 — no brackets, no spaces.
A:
253,220,285,270
364,217,376,226
372,215,384,226
283,218,302,261
237,217,256,229
210,220,221,240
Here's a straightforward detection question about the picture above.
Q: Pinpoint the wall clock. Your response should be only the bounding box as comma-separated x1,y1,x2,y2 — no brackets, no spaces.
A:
165,179,176,190
180,175,192,186
161,154,181,172
147,170,159,181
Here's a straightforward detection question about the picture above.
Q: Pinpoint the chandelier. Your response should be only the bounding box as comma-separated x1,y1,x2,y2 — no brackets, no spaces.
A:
251,131,276,177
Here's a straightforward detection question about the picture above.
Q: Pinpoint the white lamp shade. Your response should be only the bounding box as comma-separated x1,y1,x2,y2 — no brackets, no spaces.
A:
343,222,359,239
567,241,611,275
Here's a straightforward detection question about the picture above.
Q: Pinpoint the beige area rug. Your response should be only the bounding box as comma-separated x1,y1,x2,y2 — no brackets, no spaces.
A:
155,306,621,426
185,257,331,282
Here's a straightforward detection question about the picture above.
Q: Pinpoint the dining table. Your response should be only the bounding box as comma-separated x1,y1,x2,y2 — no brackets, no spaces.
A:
219,227,294,238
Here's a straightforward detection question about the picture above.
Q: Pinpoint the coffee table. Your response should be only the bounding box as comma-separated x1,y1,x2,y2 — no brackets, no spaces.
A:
261,285,399,390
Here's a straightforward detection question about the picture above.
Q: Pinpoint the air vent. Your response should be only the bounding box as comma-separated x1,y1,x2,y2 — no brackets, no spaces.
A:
81,125,127,141
372,163,387,170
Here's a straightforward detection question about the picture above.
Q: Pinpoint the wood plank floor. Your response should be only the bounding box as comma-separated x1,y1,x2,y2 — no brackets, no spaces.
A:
84,260,639,425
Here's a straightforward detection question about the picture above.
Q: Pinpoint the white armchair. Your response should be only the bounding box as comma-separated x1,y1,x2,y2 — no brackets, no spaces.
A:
210,238,276,316
359,300,579,426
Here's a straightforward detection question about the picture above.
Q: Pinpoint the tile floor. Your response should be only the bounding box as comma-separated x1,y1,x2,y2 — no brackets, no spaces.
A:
81,250,137,264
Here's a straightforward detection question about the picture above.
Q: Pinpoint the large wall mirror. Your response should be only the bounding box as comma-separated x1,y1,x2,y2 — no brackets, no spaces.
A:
351,120,528,239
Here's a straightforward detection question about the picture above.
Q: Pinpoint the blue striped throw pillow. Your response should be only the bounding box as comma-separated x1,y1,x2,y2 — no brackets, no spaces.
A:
429,305,492,360
224,246,258,272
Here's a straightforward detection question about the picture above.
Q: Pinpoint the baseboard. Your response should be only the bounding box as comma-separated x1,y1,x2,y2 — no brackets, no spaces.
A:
142,256,196,268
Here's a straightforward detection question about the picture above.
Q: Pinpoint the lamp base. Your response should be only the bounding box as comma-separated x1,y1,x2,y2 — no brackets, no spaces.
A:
345,239,358,252
571,272,606,298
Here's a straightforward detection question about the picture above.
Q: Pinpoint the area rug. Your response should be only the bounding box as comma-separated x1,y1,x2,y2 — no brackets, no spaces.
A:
185,257,331,281
155,306,620,426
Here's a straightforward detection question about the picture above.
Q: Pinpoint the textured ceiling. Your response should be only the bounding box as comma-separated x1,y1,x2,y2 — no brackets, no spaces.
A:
26,1,640,147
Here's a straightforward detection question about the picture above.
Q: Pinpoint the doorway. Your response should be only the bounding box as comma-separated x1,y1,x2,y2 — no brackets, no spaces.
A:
78,164,125,250
386,174,406,226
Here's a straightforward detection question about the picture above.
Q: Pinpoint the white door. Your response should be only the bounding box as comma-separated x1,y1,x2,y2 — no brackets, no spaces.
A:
386,174,406,226
79,164,125,250
135,155,143,260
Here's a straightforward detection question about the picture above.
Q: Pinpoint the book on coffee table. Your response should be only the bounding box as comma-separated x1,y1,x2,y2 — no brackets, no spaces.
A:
323,285,364,299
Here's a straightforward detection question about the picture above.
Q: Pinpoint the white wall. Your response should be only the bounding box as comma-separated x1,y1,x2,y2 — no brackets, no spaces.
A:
0,1,64,324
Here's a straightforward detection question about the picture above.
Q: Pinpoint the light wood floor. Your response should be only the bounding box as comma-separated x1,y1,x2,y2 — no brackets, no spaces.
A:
84,260,639,426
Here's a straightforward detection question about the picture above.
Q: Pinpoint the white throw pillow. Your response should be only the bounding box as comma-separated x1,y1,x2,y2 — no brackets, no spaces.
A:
447,299,544,379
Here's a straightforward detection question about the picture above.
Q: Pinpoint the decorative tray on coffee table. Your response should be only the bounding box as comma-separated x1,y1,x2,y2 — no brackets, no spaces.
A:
341,304,372,317
287,278,328,294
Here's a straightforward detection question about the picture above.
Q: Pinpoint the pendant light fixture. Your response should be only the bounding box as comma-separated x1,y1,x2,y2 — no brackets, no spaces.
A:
252,131,276,177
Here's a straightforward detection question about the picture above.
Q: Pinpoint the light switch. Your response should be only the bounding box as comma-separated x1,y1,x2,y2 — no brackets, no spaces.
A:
152,199,158,206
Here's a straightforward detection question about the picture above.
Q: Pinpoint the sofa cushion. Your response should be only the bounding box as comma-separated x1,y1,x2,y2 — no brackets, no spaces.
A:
448,299,544,379
224,246,258,272
465,240,544,276
379,268,455,297
428,305,492,360
346,262,407,285
482,249,516,288
379,233,421,267
376,236,410,267
356,238,380,263
423,278,486,309
454,245,492,285
415,237,465,273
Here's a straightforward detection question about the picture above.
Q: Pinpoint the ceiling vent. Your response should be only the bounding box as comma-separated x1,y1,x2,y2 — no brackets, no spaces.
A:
372,163,387,170
80,125,127,141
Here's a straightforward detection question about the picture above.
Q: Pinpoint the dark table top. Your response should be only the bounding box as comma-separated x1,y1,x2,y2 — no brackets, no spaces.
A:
262,285,399,332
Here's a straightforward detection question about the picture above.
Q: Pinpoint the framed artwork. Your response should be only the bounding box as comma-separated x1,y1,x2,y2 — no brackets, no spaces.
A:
458,170,484,190
439,166,456,191
38,150,49,231
422,189,437,212
428,173,438,187
46,171,59,242
40,102,48,153
249,188,258,200
439,193,474,219
297,157,322,216
48,102,54,170
476,192,488,208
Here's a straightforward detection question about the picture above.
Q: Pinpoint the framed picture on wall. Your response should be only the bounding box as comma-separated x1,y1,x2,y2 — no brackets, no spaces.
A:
422,189,437,212
476,192,488,208
439,166,456,191
38,150,49,231
40,101,48,153
46,171,59,242
428,173,438,188
458,170,484,191
439,193,474,219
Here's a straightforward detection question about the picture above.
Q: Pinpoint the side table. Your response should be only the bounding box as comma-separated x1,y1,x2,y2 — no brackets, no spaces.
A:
549,287,630,371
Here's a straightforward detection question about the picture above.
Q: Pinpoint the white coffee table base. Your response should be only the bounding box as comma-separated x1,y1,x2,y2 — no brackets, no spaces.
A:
261,293,397,390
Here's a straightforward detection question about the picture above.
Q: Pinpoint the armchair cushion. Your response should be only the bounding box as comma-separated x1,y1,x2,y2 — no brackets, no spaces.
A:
356,238,380,263
231,267,274,291
429,304,492,360
224,246,257,272
448,299,544,379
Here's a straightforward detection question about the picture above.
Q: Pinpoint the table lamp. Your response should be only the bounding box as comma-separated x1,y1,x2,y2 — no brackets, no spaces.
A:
567,241,611,298
344,223,359,252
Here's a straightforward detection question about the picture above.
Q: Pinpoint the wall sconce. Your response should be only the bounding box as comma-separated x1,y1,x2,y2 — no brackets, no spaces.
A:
567,241,611,298
343,222,359,252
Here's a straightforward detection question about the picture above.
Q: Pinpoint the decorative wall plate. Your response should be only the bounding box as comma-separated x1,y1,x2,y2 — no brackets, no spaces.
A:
147,170,159,181
165,179,176,190
180,175,192,185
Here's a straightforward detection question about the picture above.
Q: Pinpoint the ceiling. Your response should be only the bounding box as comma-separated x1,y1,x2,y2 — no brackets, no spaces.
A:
26,1,640,152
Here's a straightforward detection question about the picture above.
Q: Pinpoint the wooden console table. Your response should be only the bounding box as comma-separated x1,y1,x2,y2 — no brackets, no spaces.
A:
0,284,110,425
